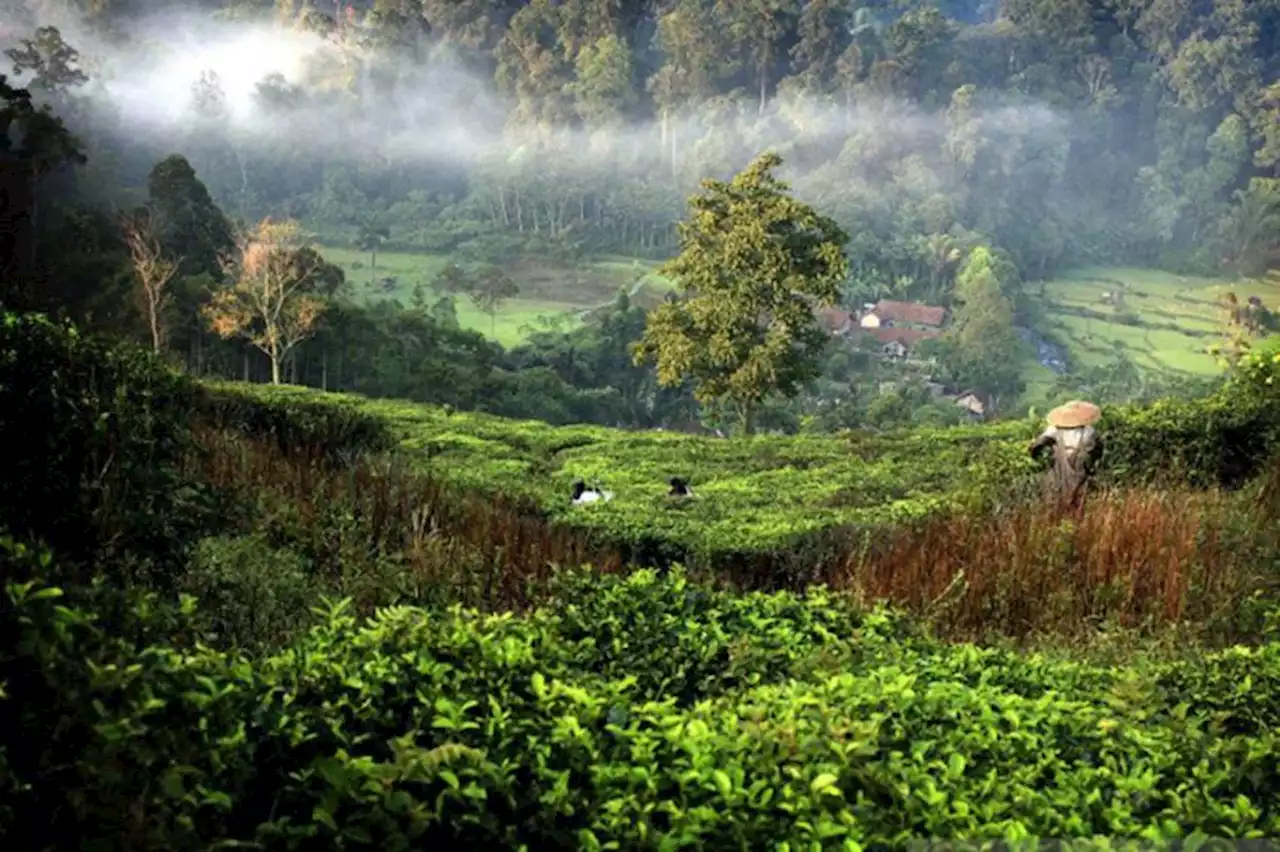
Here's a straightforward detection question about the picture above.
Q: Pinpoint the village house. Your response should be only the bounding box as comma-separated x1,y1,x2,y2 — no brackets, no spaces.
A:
859,299,948,331
817,308,856,337
819,301,950,364
951,391,986,419
882,339,909,361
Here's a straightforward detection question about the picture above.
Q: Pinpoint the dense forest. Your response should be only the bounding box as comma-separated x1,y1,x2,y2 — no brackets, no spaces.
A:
11,0,1278,273
2,0,1279,429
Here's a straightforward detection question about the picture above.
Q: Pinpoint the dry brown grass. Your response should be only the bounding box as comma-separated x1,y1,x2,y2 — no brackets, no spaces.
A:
840,481,1276,643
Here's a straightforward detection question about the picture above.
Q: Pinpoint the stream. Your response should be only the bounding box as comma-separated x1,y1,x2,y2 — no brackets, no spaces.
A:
1016,326,1069,374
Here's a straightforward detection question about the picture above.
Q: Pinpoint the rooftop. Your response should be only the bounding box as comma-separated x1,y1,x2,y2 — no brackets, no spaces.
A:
868,300,948,327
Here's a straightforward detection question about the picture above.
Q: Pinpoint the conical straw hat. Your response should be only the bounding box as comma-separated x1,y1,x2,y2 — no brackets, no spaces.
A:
1046,400,1101,428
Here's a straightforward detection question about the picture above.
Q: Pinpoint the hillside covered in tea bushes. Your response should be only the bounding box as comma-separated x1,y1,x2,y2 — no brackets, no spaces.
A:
201,372,1280,576
4,311,1280,848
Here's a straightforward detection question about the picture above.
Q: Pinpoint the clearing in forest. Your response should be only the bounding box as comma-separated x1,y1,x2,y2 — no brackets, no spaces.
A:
320,246,671,345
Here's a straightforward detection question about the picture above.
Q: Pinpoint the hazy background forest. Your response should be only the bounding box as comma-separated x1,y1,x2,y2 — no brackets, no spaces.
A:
4,0,1280,432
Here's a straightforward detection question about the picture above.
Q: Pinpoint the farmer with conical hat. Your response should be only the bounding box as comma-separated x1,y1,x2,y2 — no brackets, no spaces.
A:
1028,400,1103,510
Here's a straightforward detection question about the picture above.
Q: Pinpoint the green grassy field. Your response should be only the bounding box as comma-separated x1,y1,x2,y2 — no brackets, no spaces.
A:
320,247,1277,388
1031,265,1280,375
320,246,671,346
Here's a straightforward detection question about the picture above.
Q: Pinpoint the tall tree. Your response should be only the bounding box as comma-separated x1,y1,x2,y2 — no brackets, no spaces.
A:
120,208,181,353
939,246,1025,409
144,154,236,371
789,0,853,93
0,75,83,293
647,0,732,172
881,6,957,103
494,0,574,127
715,0,798,114
421,0,508,70
434,262,475,296
568,33,638,128
203,218,330,385
1224,178,1280,275
356,220,391,268
5,26,89,99
633,151,849,435
186,70,252,216
146,154,235,280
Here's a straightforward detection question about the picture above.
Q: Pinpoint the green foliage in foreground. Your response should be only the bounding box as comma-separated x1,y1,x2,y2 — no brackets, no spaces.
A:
3,541,1279,849
199,358,1280,566
0,311,201,573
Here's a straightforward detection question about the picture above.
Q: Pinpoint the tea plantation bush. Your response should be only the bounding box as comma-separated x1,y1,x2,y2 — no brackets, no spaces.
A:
0,312,201,577
3,538,1279,849
196,384,1040,560
195,380,395,459
202,361,1280,573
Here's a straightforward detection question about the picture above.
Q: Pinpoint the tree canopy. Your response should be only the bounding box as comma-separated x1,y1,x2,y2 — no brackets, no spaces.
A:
634,151,849,434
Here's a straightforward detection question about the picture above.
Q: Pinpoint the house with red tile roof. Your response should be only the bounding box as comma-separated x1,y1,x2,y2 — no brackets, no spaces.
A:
859,300,948,330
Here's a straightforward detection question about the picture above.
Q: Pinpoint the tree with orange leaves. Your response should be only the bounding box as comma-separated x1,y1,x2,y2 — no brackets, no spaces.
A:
202,217,328,385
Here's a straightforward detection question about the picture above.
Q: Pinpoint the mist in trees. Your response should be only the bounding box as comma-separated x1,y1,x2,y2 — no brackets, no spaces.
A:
2,0,1276,290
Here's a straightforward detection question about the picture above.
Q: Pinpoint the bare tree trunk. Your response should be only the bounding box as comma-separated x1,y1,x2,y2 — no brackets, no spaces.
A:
149,305,162,353
739,401,756,436
497,186,510,226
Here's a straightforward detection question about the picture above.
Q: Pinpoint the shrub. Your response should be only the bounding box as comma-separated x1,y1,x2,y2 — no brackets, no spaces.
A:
532,567,925,705
5,548,1280,849
1097,387,1280,489
195,376,1280,597
193,380,395,459
179,534,316,649
0,311,202,577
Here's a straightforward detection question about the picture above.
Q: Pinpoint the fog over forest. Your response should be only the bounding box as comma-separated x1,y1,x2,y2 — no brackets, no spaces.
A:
12,0,1268,284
